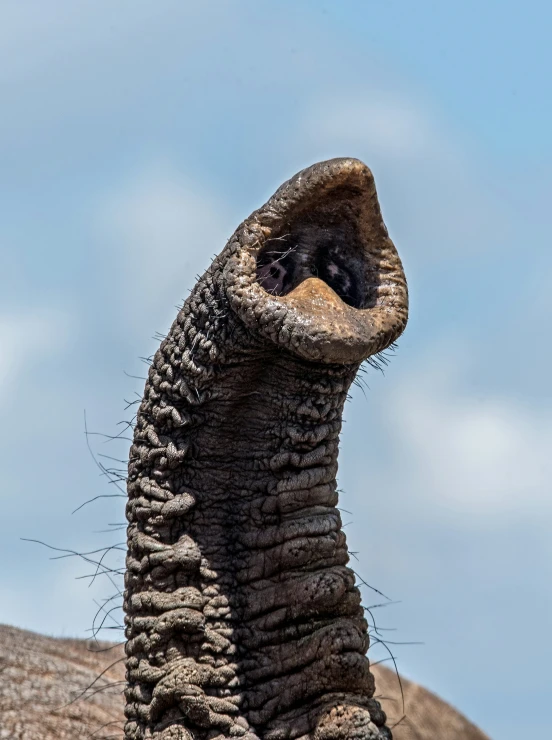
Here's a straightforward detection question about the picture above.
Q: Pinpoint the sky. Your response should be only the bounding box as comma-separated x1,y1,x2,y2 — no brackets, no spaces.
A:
1,2,551,738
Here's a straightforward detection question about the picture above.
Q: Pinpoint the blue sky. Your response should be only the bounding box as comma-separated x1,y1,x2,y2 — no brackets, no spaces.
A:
1,2,550,738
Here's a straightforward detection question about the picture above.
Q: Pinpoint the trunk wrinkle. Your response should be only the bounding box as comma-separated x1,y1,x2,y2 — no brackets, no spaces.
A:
124,158,408,740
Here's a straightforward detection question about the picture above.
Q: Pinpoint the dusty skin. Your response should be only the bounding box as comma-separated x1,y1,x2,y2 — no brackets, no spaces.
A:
0,624,490,740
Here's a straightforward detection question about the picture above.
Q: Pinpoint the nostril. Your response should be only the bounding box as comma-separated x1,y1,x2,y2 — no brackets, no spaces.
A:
229,158,408,364
255,228,365,309
319,261,360,308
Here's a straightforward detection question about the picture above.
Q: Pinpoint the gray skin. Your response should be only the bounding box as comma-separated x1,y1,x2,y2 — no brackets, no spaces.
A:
124,158,409,740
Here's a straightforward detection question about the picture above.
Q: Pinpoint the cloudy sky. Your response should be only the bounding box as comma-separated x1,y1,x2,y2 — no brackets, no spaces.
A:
1,2,550,737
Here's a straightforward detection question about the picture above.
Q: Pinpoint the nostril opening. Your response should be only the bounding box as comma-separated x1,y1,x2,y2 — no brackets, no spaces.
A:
255,234,297,297
229,160,408,363
255,227,368,309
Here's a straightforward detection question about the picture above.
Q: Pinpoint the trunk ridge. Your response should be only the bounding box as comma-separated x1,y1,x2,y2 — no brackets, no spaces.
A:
124,158,409,740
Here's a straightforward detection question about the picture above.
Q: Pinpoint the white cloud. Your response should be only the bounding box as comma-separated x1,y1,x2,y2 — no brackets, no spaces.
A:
298,90,509,260
0,2,220,84
382,344,552,518
96,161,231,338
304,93,451,163
0,310,73,406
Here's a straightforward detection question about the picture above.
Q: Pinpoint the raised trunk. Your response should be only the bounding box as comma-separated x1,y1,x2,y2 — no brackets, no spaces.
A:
124,158,409,740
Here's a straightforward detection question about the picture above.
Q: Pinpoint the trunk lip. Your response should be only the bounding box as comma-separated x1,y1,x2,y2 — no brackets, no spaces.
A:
224,157,409,364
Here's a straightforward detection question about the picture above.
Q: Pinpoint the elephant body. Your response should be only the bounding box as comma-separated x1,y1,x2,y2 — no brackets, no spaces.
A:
0,624,490,740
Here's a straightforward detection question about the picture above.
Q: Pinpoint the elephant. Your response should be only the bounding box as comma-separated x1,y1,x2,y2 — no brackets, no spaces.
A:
123,157,409,740
0,623,490,740
0,159,491,740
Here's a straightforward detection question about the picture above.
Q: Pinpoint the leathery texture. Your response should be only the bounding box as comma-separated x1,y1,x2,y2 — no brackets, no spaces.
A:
124,159,409,740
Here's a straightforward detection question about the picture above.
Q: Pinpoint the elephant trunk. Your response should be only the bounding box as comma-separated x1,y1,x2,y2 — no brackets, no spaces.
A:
124,158,408,740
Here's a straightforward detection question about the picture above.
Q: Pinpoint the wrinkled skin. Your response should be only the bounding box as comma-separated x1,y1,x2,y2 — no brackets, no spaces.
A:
0,625,125,739
124,159,409,740
0,625,492,740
